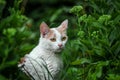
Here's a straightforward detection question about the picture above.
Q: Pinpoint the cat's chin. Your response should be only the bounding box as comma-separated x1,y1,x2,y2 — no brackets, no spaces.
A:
55,48,63,53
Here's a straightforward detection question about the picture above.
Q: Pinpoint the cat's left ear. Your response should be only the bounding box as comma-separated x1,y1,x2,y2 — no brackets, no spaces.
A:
40,22,50,38
58,19,68,32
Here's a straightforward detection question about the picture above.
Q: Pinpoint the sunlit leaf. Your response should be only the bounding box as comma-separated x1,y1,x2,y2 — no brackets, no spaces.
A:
71,58,91,65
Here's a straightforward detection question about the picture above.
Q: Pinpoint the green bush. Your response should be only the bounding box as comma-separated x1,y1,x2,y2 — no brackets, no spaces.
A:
0,0,36,79
62,3,120,80
0,0,120,80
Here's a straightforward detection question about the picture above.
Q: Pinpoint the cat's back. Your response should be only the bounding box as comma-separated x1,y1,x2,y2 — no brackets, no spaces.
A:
28,45,63,69
26,45,63,79
29,45,44,59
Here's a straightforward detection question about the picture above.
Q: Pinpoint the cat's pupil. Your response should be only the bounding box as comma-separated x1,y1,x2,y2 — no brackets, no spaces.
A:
50,38,56,42
61,36,66,41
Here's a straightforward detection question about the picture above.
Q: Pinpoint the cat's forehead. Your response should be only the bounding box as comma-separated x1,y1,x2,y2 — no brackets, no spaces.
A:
45,29,55,39
52,28,66,36
44,28,66,39
51,28,61,37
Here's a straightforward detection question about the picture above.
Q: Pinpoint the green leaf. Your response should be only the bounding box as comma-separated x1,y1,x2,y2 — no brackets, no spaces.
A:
71,58,91,65
0,75,7,80
3,28,17,37
77,30,85,38
106,74,120,80
0,60,17,70
0,0,6,18
50,9,63,22
93,45,105,57
111,41,120,55
70,6,83,16
96,66,102,78
98,15,111,23
78,14,87,22
20,43,35,52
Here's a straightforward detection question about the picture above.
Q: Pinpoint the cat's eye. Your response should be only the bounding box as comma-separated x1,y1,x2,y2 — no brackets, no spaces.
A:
62,36,67,41
50,38,56,42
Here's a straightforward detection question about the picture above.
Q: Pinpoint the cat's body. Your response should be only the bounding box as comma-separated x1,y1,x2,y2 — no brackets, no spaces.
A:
18,19,68,80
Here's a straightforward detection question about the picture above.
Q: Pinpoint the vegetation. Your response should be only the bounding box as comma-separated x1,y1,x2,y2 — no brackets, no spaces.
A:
0,0,120,80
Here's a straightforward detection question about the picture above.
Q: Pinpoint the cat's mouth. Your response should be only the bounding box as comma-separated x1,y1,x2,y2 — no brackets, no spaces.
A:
57,48,62,50
56,47,64,52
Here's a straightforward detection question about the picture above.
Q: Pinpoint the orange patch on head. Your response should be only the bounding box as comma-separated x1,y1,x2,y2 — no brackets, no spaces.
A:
45,30,56,39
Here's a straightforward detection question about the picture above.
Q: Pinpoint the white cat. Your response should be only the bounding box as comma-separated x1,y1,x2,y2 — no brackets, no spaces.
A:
18,19,68,80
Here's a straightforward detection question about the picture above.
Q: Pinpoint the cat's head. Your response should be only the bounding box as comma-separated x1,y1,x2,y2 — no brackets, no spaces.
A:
39,19,68,53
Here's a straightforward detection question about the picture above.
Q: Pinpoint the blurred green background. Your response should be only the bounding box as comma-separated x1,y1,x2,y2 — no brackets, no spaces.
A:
0,0,120,80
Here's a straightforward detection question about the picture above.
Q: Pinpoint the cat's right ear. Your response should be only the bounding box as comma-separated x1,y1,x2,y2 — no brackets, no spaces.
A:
40,22,50,38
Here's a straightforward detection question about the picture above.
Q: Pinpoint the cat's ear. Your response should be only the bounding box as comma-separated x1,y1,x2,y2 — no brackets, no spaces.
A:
40,22,50,37
58,19,68,32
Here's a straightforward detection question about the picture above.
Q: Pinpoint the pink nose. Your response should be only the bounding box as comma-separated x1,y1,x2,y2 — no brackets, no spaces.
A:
58,44,63,48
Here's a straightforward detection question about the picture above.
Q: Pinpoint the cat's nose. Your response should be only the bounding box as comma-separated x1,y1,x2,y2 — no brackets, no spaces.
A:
58,44,63,48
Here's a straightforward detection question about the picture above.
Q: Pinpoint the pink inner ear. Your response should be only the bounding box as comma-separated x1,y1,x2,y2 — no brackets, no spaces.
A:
61,19,68,29
57,19,68,32
40,22,50,37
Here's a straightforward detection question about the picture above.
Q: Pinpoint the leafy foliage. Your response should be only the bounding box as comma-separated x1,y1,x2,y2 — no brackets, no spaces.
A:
64,3,120,80
0,0,36,79
0,0,120,80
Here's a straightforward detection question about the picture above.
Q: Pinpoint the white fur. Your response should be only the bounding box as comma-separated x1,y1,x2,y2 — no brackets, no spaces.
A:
18,25,68,80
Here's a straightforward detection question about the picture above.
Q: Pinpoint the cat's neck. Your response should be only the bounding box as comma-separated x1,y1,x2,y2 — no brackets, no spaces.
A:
38,43,61,56
38,36,54,53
